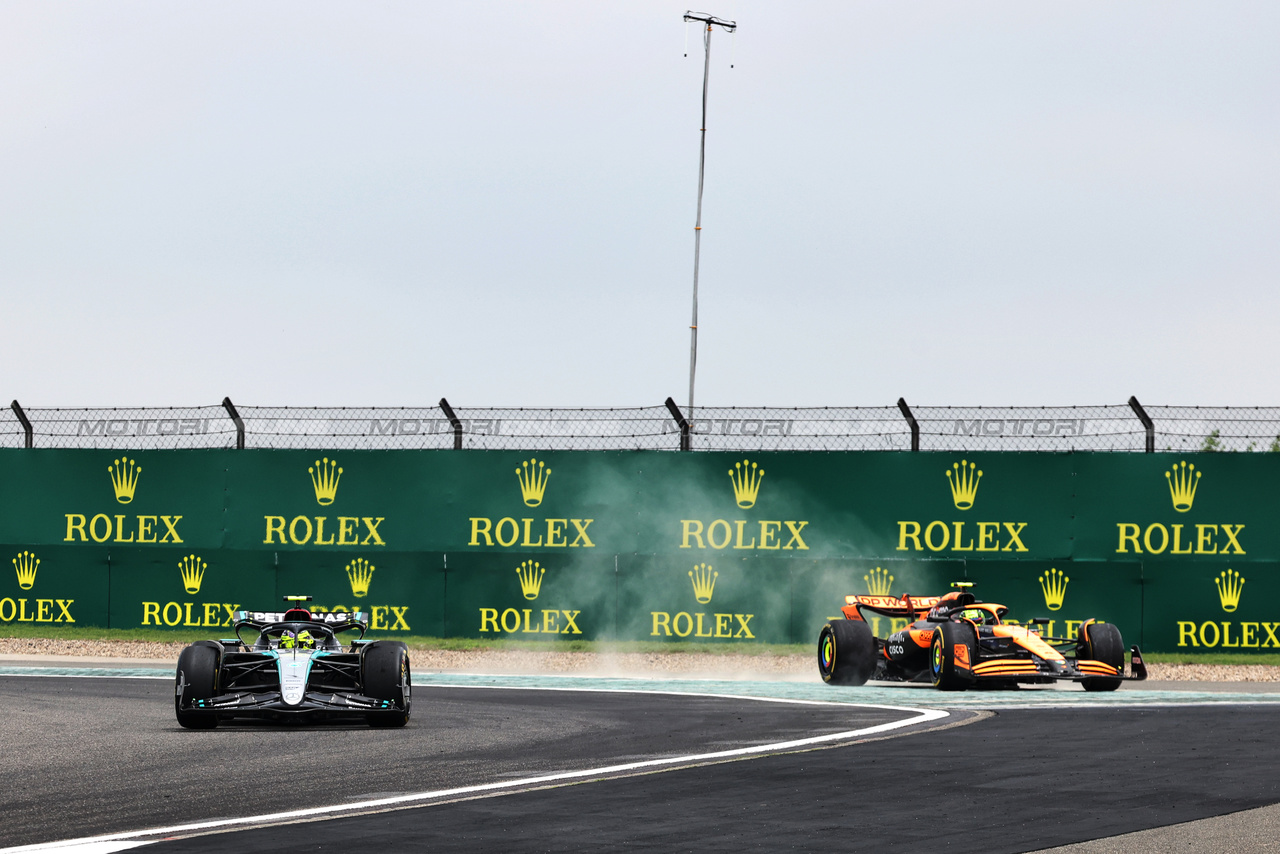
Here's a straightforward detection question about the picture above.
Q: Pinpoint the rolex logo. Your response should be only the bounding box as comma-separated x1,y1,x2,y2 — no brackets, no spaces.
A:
1215,569,1245,612
1165,461,1201,513
1039,567,1069,611
945,460,982,510
345,557,375,598
516,560,545,600
309,458,343,506
864,566,893,596
689,563,718,604
108,457,141,504
728,459,764,509
178,554,207,595
516,458,551,507
12,551,38,591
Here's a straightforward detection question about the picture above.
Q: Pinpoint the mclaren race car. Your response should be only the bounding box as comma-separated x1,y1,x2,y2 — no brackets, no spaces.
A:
174,596,411,729
817,584,1147,691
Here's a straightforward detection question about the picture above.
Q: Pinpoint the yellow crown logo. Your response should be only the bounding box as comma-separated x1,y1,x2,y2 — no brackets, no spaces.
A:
689,563,718,604
515,458,551,507
108,457,141,504
1039,567,1069,611
945,460,983,510
1165,460,1201,513
864,567,894,596
516,560,545,600
309,458,343,506
1215,569,1245,612
179,554,207,595
12,551,39,591
345,557,375,598
728,459,765,509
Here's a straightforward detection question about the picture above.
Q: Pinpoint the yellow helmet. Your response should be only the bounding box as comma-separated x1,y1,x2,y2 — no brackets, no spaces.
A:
278,629,315,649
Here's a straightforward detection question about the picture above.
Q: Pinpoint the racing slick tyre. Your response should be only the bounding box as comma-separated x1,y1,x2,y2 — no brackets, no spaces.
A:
818,619,877,686
175,643,219,730
931,620,977,691
362,641,412,727
1077,620,1124,692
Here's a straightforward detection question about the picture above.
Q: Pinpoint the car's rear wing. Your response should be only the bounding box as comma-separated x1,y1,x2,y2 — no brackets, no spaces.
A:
236,610,369,626
841,594,941,622
230,610,370,646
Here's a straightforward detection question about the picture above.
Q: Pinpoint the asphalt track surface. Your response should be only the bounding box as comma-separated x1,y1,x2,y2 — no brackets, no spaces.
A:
0,675,927,849
6,675,1280,853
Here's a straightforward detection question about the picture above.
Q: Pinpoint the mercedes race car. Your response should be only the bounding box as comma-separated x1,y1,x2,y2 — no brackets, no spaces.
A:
174,596,411,729
817,584,1147,691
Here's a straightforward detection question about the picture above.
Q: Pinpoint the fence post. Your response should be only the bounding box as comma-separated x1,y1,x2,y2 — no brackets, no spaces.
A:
665,397,691,451
897,397,920,451
1128,396,1154,453
439,398,463,450
222,397,246,449
10,400,32,449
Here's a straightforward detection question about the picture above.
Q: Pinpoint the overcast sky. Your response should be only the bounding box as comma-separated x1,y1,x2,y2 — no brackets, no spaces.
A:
2,2,1277,408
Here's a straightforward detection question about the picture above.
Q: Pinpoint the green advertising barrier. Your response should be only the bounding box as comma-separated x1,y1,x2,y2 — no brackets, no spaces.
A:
615,451,1076,560
1072,454,1269,561
276,551,445,638
221,450,633,555
1141,560,1280,652
0,448,1276,651
616,555,793,645
109,548,276,631
0,450,227,550
0,544,108,629
444,551,614,640
960,560,1143,648
227,451,421,554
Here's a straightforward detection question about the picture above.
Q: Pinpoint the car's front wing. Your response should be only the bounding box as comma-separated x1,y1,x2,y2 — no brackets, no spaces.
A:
185,690,401,720
970,645,1148,684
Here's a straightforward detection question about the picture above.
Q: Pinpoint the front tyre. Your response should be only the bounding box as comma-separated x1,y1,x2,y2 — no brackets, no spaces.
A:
930,621,976,692
1078,620,1124,692
818,620,877,686
175,643,219,730
363,641,411,727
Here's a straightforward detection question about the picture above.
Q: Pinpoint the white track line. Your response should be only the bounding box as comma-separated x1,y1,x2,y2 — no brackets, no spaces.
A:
1,689,948,854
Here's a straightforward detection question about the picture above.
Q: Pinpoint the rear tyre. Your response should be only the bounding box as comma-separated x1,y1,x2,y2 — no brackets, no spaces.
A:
817,620,877,686
930,621,976,691
1078,621,1124,692
175,643,219,730
363,641,411,727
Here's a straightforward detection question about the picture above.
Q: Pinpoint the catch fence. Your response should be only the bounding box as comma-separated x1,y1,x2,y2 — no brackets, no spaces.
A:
4,397,1278,453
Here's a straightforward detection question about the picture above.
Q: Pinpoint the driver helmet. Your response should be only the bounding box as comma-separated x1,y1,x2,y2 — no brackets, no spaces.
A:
277,629,315,649
960,608,986,624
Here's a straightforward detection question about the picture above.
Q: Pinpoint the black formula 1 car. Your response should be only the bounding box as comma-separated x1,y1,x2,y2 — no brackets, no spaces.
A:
174,596,411,729
817,584,1147,691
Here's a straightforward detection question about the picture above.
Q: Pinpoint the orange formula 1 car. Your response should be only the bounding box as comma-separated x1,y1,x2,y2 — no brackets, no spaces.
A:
817,584,1147,691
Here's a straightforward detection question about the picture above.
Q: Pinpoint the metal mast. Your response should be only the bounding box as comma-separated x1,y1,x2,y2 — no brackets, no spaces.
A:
682,11,736,424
